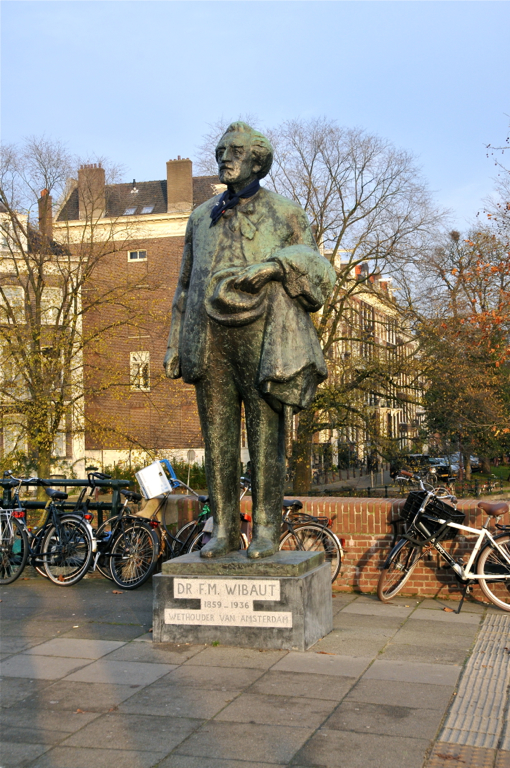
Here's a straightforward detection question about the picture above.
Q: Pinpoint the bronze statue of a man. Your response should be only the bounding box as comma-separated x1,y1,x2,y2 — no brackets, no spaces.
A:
164,122,335,559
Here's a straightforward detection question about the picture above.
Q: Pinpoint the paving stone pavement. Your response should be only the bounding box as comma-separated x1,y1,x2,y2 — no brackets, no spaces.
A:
0,578,509,767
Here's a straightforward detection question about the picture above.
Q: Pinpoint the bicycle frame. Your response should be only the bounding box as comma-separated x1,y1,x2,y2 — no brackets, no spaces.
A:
91,495,139,571
397,472,510,581
433,519,510,581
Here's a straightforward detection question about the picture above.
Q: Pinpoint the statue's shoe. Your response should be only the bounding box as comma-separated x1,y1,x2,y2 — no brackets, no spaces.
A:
199,536,237,559
247,536,279,559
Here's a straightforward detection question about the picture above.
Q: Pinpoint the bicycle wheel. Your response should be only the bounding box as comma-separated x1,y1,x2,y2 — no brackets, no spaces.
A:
0,515,29,584
174,520,201,553
477,534,510,611
424,472,438,488
377,538,422,602
30,527,50,579
279,524,342,583
93,520,114,581
42,517,93,586
188,531,249,553
109,522,159,590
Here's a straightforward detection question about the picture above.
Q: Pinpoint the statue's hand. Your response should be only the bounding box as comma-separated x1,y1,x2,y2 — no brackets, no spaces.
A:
233,262,284,294
163,349,181,379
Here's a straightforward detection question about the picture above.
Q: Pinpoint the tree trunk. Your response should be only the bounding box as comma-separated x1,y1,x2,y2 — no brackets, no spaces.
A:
463,453,472,481
480,456,491,474
293,419,313,495
35,446,52,525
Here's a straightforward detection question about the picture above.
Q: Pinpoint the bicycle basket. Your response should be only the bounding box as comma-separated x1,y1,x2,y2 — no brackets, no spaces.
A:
400,491,428,521
418,498,465,541
401,490,464,541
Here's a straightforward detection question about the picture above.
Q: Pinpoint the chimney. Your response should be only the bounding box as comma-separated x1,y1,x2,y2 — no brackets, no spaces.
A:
78,163,105,220
166,158,192,213
38,189,53,238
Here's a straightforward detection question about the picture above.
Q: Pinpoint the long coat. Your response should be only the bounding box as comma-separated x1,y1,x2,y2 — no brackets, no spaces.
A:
166,187,336,412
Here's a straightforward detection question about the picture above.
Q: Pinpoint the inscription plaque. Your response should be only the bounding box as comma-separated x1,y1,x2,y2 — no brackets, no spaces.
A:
164,578,293,628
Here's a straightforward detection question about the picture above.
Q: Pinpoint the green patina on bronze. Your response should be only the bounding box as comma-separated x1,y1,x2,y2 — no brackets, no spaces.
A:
164,122,335,560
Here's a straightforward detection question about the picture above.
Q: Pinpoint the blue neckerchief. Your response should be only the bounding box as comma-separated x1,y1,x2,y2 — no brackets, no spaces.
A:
210,178,260,227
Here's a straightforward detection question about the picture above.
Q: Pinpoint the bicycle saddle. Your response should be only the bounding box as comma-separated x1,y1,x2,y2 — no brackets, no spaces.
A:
45,488,68,501
283,499,303,509
198,495,209,504
477,501,509,517
120,489,142,503
1,479,18,488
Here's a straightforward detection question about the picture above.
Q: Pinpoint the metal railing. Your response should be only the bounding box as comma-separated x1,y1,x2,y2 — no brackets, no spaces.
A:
0,477,132,526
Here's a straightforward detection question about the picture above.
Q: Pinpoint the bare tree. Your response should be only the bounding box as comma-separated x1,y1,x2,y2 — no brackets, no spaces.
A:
0,137,160,482
273,119,443,489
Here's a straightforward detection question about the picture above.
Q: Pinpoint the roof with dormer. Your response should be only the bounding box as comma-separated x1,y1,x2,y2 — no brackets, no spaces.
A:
56,176,222,221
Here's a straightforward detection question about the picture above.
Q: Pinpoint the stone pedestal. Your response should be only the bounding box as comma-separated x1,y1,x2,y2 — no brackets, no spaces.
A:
152,550,332,651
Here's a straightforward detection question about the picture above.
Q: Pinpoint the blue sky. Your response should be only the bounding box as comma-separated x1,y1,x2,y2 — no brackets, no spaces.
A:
1,1,508,229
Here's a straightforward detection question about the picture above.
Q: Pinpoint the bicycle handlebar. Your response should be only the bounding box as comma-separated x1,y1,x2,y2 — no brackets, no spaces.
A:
87,471,112,489
5,475,47,486
396,473,456,504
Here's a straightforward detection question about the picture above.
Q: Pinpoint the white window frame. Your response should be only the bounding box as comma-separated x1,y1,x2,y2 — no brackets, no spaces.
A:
51,417,67,458
3,414,27,455
41,287,63,325
0,219,11,250
0,285,25,324
130,351,150,391
127,250,147,262
0,345,27,401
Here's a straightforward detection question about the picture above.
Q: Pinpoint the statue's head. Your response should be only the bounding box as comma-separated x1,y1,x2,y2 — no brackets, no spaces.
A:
215,122,273,188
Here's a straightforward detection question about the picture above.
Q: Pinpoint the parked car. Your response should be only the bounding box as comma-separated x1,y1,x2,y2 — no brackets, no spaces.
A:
448,453,480,475
427,457,453,482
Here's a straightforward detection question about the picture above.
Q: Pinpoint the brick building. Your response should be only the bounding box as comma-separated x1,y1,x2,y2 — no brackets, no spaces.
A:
53,159,226,469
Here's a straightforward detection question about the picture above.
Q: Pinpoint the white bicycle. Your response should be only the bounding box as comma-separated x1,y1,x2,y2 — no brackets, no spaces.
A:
378,471,510,612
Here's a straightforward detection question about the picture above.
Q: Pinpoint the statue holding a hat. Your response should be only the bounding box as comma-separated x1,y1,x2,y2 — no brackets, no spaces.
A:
164,122,336,559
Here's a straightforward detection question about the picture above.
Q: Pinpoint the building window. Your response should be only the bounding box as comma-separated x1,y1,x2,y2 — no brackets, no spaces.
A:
0,347,26,400
41,287,63,325
3,414,26,455
128,250,147,262
0,219,12,250
130,351,150,391
0,286,25,324
51,418,67,458
123,207,137,216
141,205,154,214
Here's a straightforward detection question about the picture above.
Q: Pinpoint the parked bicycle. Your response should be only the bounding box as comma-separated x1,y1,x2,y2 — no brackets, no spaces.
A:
0,472,94,586
240,477,342,582
91,485,159,590
378,470,510,612
147,482,250,565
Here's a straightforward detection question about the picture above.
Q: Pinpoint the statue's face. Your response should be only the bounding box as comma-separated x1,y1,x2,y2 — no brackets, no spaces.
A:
215,132,261,187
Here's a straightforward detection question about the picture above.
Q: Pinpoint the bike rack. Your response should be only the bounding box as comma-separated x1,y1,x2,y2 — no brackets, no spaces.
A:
0,478,132,527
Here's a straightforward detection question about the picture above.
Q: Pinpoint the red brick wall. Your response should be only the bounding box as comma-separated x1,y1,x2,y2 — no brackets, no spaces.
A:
171,495,502,601
83,233,203,451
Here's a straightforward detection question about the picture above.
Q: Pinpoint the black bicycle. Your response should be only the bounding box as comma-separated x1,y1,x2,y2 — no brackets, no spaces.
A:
92,487,159,589
0,473,94,586
278,499,343,582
